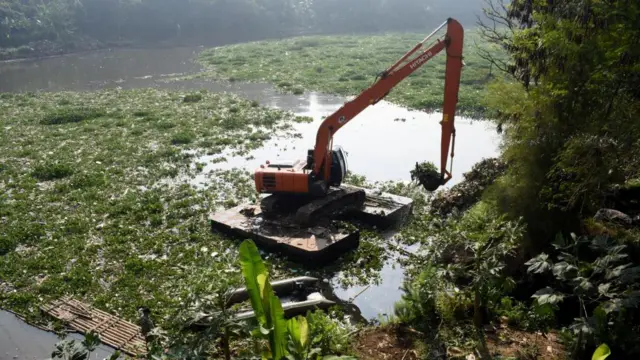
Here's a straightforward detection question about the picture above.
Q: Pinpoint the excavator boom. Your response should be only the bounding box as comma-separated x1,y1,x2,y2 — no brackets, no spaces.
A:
311,18,464,185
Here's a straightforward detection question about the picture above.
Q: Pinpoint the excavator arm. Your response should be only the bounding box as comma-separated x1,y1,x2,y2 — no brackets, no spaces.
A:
311,18,464,186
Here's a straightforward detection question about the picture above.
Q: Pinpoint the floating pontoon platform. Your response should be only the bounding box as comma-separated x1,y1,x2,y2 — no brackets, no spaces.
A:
210,185,413,263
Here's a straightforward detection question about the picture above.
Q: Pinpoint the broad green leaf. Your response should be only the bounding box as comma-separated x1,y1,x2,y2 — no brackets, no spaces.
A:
574,277,593,292
603,299,622,314
268,293,288,360
614,265,640,283
259,324,271,335
525,253,553,274
287,317,301,346
597,283,612,297
239,240,268,324
552,261,577,280
258,273,268,299
592,343,611,360
287,316,309,352
532,287,565,305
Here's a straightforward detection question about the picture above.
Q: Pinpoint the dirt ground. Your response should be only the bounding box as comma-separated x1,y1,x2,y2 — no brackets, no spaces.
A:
353,325,420,360
352,323,567,360
486,325,567,360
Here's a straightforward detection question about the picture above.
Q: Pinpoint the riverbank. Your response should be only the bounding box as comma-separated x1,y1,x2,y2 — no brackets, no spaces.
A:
0,37,105,62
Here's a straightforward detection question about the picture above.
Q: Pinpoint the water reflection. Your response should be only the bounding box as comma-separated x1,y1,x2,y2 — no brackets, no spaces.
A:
0,310,115,360
196,92,500,186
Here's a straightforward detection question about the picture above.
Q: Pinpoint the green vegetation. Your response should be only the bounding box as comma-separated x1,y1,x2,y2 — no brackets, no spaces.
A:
51,332,120,360
387,0,640,358
40,107,105,125
393,200,530,357
593,344,611,360
237,239,356,360
526,235,640,355
182,94,203,103
482,0,640,243
0,88,309,322
31,162,74,181
198,32,505,116
47,239,362,358
3,0,640,358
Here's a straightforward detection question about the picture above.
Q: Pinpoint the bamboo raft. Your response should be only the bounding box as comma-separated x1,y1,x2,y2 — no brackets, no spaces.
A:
41,297,147,357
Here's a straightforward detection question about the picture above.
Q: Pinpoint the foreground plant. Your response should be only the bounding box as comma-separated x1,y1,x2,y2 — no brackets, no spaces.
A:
526,234,640,357
395,204,525,357
50,331,120,360
239,239,356,360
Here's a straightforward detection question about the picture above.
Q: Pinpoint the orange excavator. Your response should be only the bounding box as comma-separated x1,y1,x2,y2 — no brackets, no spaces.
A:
254,18,464,224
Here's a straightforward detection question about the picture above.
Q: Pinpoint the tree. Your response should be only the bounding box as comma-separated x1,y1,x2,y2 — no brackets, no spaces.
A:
480,0,640,244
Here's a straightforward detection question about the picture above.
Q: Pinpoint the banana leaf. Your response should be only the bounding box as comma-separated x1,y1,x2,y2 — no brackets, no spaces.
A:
239,240,268,325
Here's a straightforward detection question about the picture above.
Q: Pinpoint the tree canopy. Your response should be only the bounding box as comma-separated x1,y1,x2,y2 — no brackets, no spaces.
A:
481,0,640,244
0,0,485,48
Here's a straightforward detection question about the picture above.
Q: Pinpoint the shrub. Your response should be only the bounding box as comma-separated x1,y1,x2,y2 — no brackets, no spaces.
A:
32,162,74,181
394,265,440,330
132,110,151,117
397,209,525,356
494,297,556,332
70,172,107,189
41,108,105,125
0,237,17,256
171,132,195,145
526,234,640,357
183,94,203,103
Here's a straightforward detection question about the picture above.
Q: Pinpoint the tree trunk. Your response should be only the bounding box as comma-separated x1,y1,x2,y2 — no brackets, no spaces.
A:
474,290,492,359
222,327,231,360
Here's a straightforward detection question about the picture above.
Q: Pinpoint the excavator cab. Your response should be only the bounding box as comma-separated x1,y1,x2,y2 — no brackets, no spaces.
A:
329,146,348,187
306,145,348,188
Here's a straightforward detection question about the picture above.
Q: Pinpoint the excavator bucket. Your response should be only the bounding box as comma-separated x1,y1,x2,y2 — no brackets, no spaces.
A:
411,161,444,192
418,175,443,192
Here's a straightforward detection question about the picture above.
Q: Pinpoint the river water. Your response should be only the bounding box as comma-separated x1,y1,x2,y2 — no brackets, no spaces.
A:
0,46,500,354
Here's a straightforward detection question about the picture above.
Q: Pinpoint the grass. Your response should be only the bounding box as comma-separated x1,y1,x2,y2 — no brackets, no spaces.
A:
0,88,395,340
198,31,506,117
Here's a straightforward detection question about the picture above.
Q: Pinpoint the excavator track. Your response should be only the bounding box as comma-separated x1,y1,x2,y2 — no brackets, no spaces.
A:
294,187,366,226
260,194,308,215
